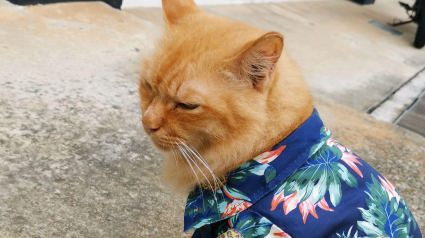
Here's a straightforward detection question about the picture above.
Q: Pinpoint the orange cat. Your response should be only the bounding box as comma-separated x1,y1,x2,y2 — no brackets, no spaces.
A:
139,0,313,194
139,2,423,237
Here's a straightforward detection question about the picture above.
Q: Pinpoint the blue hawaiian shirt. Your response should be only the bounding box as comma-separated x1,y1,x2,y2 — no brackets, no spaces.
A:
184,109,422,238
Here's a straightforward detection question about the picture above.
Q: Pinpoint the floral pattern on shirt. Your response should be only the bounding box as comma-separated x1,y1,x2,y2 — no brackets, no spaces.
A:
335,174,419,238
357,174,418,238
185,109,422,238
193,211,291,238
271,128,363,224
184,145,286,231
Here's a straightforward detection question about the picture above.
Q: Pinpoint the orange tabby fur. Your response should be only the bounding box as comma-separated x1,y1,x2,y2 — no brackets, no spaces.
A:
139,0,314,194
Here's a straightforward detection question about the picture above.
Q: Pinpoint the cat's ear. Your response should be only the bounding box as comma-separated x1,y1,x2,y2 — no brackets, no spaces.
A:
231,32,284,89
162,0,199,25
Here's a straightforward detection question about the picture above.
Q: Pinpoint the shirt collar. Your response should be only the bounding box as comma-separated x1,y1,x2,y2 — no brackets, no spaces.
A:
184,109,330,231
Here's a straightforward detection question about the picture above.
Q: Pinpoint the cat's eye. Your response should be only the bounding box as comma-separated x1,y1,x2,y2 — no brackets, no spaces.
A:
178,103,199,110
145,81,152,90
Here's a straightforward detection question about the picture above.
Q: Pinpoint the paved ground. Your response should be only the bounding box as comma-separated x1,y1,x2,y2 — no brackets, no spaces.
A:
398,88,425,136
0,0,424,237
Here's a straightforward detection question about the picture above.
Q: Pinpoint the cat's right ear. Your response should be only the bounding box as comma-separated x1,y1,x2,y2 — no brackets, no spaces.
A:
230,32,284,89
162,0,199,25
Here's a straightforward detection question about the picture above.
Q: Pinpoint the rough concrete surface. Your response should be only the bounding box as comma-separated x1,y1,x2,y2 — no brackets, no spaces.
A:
0,2,189,237
0,0,424,237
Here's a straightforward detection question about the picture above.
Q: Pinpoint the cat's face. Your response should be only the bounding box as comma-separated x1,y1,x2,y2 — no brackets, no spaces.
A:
139,0,283,155
139,0,314,191
139,62,234,152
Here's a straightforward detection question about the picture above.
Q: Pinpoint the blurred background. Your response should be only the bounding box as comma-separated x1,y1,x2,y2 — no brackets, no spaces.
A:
0,0,424,237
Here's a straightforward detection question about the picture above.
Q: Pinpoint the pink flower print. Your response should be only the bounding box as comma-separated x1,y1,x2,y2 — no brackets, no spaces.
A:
299,198,318,224
378,175,401,204
271,191,335,224
271,190,300,215
254,145,286,164
265,224,292,238
337,144,363,178
221,200,252,218
317,197,334,212
283,191,299,215
326,138,336,147
298,197,335,224
271,190,286,211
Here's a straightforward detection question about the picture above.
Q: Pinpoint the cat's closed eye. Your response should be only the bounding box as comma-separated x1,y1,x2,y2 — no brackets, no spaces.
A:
176,103,199,110
144,81,152,90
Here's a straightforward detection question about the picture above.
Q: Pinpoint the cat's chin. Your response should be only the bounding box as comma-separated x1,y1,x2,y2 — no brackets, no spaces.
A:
151,140,173,152
161,154,199,195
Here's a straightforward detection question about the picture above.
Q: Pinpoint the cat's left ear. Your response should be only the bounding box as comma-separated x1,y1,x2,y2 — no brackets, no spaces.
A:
231,32,284,89
162,0,199,25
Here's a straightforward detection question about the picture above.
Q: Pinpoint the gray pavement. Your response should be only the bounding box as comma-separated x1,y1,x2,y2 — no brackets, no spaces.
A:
0,1,424,237
398,87,425,137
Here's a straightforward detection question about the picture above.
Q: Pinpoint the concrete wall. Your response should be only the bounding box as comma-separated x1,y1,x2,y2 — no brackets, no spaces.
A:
122,0,311,9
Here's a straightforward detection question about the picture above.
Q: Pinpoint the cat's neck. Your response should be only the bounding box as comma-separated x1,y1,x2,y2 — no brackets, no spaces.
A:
162,52,314,195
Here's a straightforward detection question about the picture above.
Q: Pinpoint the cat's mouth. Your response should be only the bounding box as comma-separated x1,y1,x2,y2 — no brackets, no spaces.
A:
150,136,183,151
151,139,172,151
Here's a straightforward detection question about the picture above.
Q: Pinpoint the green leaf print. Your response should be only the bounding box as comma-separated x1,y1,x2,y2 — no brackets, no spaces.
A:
229,160,277,184
276,143,358,206
264,166,276,183
336,226,358,238
309,126,331,157
271,132,363,224
219,212,283,238
357,175,417,238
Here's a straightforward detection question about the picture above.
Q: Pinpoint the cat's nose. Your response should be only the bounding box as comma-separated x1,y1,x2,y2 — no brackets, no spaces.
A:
143,124,160,134
142,114,163,134
142,101,165,134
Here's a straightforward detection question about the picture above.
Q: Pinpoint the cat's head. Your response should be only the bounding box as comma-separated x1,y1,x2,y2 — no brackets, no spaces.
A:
139,0,286,155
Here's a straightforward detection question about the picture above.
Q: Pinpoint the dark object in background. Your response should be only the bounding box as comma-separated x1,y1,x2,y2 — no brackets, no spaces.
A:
414,1,425,48
391,0,425,48
7,0,122,9
350,0,375,5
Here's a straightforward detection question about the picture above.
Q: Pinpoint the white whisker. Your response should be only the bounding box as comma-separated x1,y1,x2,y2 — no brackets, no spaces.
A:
177,144,204,200
180,141,222,212
165,135,179,168
179,142,214,192
187,143,226,200
178,140,223,203
183,142,219,186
